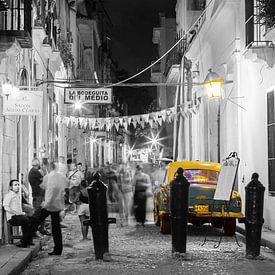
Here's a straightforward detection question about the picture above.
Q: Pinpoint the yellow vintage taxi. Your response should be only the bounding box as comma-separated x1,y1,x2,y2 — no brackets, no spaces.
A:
153,161,244,235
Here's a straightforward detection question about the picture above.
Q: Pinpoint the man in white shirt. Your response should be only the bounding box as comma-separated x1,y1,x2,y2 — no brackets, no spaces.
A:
57,156,68,178
33,162,67,255
3,179,34,247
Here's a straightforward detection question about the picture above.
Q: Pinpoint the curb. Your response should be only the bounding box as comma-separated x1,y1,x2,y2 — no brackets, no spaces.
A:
4,238,47,275
236,225,275,252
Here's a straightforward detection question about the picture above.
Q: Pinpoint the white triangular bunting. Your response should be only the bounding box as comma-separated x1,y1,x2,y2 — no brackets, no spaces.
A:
148,119,154,128
79,117,85,127
143,114,149,123
161,110,167,122
119,118,124,126
132,120,137,128
123,122,128,130
114,122,120,132
157,116,163,126
83,119,88,129
140,120,145,129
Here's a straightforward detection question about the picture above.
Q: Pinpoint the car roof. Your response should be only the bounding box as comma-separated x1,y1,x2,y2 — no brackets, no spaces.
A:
166,161,221,172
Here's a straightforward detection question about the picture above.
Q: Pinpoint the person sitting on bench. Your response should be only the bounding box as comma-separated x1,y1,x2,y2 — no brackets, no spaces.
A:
3,179,34,247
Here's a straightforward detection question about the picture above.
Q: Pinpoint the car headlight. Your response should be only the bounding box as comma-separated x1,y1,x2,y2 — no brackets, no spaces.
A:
162,197,168,205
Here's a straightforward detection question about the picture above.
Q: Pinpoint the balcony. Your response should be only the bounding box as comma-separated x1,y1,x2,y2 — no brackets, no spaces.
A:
77,69,93,80
0,0,8,11
185,9,206,51
244,0,274,67
150,61,161,82
0,0,32,51
164,10,206,83
164,46,183,83
77,17,94,48
245,0,274,48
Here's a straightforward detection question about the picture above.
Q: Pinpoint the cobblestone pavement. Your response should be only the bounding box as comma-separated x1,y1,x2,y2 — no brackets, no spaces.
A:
21,213,275,275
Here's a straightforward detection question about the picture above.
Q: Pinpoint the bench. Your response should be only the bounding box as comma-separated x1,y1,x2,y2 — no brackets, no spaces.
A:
3,208,23,244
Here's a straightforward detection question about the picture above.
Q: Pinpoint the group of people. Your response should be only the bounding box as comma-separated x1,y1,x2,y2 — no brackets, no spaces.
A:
4,160,68,255
102,163,152,227
3,158,155,256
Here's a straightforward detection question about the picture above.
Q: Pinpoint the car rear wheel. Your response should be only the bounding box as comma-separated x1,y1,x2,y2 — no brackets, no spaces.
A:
211,220,223,229
160,216,171,234
223,218,236,236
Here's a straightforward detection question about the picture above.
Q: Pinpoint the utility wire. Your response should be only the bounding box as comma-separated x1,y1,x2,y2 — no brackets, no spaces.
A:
39,0,215,88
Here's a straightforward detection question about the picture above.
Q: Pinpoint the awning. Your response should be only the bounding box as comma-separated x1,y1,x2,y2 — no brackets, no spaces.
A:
0,30,32,51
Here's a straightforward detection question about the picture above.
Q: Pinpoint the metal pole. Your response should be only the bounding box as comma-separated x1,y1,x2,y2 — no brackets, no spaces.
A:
170,168,190,254
177,59,185,160
217,99,220,163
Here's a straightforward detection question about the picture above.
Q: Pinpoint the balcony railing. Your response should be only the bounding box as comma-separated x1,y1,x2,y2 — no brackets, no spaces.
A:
77,69,94,80
164,10,206,77
151,61,161,74
164,46,184,76
0,0,31,33
185,10,206,51
0,0,8,12
245,0,274,48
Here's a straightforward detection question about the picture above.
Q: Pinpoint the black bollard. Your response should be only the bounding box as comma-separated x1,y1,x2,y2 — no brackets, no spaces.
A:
83,172,116,260
170,167,190,254
245,172,265,259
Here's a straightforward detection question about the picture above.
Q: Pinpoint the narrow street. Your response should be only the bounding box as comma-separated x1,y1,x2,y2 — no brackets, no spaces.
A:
21,213,275,275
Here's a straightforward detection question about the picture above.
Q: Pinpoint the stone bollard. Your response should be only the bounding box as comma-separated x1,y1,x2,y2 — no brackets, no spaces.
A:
83,172,116,260
170,167,190,254
245,172,265,259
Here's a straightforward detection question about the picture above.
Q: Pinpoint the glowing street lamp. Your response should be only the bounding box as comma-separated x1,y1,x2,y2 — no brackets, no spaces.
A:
74,101,82,110
204,69,224,163
2,82,13,99
203,69,224,98
90,136,97,143
145,131,163,150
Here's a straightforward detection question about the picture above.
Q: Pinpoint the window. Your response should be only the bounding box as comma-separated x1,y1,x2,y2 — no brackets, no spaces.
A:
1,0,31,32
187,0,206,11
267,90,275,194
183,169,219,184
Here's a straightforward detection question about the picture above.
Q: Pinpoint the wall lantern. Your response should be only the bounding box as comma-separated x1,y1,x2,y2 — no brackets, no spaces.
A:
2,82,13,99
39,144,46,154
203,69,224,98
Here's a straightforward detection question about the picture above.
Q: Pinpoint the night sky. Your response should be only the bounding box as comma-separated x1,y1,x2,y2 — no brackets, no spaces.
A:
104,0,176,82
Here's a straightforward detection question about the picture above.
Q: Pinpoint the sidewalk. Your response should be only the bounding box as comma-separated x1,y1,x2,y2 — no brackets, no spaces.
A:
237,223,275,252
0,237,48,275
1,221,275,275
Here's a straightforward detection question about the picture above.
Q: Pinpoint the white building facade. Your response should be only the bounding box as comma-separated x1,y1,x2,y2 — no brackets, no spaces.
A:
175,0,275,230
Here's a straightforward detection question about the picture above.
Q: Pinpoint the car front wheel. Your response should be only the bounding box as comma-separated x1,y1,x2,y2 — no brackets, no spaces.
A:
223,218,236,236
160,216,171,234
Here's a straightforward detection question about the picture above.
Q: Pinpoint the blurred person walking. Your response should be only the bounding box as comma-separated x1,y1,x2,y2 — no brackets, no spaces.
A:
68,163,83,212
118,164,133,225
75,180,90,240
105,164,124,225
132,165,151,226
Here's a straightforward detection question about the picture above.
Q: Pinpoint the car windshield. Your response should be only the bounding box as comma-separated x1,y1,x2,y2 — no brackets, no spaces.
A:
183,169,219,184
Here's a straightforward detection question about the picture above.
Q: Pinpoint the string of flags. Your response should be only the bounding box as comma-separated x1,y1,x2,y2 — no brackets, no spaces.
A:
56,102,200,132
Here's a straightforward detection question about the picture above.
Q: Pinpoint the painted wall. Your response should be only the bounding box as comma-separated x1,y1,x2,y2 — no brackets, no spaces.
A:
178,0,275,230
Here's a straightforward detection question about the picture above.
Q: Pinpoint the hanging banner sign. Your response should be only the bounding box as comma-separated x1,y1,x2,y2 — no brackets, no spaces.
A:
3,90,43,116
64,87,112,104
